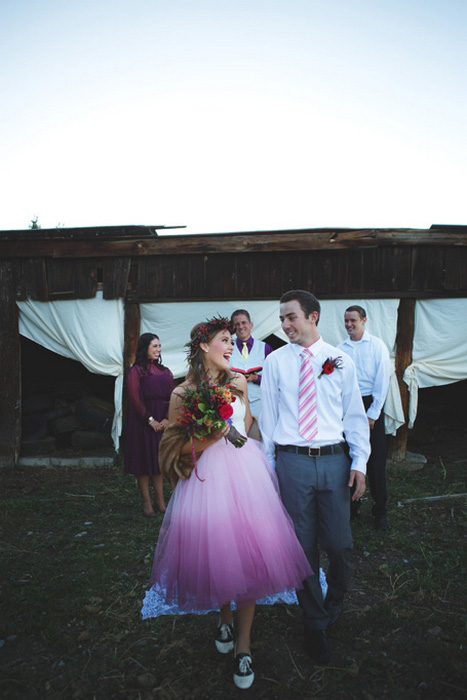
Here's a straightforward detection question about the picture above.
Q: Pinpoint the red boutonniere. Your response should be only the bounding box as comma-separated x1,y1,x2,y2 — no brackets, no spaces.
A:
318,356,343,379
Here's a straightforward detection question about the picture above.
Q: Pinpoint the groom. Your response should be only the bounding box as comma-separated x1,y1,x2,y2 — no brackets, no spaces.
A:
260,290,370,664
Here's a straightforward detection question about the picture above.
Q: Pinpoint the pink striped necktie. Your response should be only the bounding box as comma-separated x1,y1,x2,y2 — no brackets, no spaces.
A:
298,348,318,442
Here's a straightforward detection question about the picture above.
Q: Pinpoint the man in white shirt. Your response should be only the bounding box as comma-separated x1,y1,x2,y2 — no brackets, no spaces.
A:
338,305,391,531
261,290,370,665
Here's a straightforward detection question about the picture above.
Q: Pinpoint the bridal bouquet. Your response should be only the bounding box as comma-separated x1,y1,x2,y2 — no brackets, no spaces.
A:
178,382,247,448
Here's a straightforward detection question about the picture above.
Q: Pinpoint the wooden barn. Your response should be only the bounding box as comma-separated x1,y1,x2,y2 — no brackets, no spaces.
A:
1,224,466,468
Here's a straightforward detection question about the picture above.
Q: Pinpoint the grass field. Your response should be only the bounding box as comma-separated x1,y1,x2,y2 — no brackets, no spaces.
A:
1,384,466,699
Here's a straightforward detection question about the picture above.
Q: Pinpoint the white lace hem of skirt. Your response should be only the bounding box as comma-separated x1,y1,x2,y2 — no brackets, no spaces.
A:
141,569,327,619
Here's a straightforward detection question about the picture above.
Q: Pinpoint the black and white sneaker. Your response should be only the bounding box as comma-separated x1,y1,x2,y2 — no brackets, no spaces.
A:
233,652,254,689
215,623,234,654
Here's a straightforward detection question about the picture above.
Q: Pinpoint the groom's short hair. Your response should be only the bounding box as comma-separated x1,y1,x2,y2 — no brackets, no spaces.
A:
280,290,320,323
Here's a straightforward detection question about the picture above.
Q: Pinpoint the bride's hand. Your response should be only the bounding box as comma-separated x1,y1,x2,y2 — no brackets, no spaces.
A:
211,423,230,442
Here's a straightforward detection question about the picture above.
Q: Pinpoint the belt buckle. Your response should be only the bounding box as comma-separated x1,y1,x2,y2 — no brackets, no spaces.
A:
308,446,320,457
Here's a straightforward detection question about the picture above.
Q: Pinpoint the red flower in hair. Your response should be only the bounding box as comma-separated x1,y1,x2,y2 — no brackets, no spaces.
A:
186,316,232,361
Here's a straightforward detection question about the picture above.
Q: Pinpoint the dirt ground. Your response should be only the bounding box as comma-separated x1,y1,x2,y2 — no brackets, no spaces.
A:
1,382,466,699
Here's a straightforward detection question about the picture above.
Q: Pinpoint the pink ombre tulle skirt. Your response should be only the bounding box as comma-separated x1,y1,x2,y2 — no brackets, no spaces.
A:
147,437,312,613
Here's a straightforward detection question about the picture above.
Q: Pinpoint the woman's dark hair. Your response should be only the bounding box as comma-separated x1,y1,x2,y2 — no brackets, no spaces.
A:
186,318,243,398
134,333,165,369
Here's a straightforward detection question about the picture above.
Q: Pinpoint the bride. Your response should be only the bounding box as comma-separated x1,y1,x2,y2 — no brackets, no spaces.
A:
142,317,312,690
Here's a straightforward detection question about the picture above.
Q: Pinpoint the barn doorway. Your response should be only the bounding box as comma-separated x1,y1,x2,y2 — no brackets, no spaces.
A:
20,337,116,459
407,379,467,459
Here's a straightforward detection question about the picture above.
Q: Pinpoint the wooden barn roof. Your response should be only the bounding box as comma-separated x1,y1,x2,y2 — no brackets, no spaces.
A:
1,224,466,301
1,224,466,256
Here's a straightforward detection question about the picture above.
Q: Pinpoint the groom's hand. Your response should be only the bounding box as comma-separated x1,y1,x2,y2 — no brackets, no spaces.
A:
349,470,366,500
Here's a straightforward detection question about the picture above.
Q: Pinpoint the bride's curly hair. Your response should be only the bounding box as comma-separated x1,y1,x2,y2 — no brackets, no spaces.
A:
186,316,243,398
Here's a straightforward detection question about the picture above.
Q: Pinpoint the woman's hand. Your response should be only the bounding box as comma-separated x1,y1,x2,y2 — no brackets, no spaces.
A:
160,418,169,431
150,420,163,432
204,422,230,446
218,422,231,438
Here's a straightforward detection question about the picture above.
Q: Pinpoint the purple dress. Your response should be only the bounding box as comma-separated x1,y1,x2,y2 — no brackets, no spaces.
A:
124,364,175,476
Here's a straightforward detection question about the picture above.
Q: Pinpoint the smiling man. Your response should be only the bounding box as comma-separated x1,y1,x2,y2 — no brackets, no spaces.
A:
338,306,391,531
260,290,370,665
230,309,273,418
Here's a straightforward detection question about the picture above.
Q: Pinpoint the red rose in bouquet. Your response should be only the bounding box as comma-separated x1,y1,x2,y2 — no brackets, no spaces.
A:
218,403,234,421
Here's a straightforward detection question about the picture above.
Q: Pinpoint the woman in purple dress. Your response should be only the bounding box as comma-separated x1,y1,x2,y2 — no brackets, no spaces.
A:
124,333,175,516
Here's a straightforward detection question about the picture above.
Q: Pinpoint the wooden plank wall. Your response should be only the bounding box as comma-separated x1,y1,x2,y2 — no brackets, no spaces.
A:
12,257,130,301
5,229,467,302
128,246,467,302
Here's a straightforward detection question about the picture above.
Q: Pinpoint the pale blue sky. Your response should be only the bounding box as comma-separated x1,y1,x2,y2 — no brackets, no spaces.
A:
1,0,465,232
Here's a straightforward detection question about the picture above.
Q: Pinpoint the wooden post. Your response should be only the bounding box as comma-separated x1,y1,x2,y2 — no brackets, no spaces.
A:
124,302,141,373
388,298,416,462
0,262,21,467
121,302,141,446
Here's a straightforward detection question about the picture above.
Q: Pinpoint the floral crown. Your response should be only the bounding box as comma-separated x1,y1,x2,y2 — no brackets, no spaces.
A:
187,316,232,362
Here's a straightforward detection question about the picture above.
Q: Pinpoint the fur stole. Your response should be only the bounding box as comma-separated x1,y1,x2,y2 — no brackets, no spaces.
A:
159,423,199,488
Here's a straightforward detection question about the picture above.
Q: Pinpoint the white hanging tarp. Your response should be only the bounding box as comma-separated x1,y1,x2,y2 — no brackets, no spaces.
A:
17,291,124,449
140,298,403,434
403,299,467,428
140,300,283,378
16,293,467,446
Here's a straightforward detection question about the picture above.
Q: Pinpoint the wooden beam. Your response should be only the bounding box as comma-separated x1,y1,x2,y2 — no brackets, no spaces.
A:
388,298,416,462
0,262,21,467
403,492,467,504
121,302,141,448
1,228,466,259
0,224,180,240
123,302,141,372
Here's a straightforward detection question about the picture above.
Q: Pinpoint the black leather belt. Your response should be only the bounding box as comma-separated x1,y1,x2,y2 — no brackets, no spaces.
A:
276,443,344,457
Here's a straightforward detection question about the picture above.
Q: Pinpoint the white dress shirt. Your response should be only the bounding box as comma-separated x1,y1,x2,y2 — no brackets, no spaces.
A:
260,337,370,474
338,331,390,422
